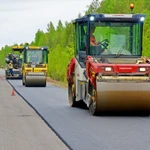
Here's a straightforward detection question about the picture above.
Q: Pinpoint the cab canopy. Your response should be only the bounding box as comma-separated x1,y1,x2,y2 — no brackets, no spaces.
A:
12,46,49,64
12,46,24,52
12,46,48,51
74,13,145,60
23,46,49,64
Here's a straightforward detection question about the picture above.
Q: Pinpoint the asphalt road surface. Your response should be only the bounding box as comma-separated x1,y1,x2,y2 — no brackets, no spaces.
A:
6,77,150,150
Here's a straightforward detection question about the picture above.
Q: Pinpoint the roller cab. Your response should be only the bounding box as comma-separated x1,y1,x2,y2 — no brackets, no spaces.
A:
21,46,49,87
66,11,150,115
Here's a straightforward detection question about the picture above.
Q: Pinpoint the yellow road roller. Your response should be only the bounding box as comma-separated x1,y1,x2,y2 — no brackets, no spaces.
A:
66,6,150,115
20,46,48,87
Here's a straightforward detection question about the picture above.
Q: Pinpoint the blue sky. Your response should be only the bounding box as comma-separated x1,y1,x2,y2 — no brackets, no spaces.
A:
0,0,93,48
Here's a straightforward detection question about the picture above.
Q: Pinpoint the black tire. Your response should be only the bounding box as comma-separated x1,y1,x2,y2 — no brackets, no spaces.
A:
68,82,77,107
88,84,98,116
68,79,87,108
89,101,97,115
25,76,28,87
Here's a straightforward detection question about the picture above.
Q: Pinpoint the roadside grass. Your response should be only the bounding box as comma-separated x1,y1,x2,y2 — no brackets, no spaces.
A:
47,77,67,90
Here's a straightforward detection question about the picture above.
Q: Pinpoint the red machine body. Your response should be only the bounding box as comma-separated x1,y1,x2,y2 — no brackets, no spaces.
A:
66,13,150,115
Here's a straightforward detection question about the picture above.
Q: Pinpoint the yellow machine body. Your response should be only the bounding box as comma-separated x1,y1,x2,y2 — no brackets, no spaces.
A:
12,46,49,87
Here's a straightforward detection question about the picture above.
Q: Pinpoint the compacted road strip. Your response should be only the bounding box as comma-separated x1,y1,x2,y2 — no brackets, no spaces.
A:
6,70,150,150
0,69,69,150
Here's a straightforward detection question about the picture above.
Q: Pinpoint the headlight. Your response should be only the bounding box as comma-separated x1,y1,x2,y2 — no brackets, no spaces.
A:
140,17,145,22
139,67,146,72
90,16,95,21
105,67,112,72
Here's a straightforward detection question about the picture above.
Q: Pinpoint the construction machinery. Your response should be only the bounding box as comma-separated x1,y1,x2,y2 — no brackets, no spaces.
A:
66,6,150,115
5,46,23,79
22,46,49,87
12,46,49,87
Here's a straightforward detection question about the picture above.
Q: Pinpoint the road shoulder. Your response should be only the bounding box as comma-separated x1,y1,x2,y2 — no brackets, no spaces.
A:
0,70,69,150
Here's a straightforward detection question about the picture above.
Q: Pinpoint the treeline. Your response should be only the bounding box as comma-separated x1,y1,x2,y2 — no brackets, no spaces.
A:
0,0,150,82
31,21,74,81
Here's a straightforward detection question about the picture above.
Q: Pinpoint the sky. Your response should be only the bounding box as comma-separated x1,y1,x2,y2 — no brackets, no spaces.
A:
0,0,93,48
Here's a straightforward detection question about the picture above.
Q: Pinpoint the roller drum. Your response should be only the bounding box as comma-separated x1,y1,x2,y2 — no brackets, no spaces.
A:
25,72,46,87
95,82,150,113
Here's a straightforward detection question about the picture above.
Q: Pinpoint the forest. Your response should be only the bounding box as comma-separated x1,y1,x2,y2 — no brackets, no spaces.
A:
0,0,150,83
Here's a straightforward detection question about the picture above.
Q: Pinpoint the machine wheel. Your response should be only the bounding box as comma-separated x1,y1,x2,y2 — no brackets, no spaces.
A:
68,75,87,108
68,82,77,107
89,84,98,115
25,81,29,87
89,101,97,115
25,76,28,87
68,74,79,107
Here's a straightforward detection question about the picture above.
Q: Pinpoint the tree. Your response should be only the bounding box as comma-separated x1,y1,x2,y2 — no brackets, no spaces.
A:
46,22,56,50
85,0,100,14
34,29,45,46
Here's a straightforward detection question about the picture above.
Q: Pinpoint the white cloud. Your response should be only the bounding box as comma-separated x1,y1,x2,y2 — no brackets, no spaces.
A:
0,0,93,48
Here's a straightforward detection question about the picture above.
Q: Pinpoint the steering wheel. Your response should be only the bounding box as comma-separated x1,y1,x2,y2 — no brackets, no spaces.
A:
99,39,109,49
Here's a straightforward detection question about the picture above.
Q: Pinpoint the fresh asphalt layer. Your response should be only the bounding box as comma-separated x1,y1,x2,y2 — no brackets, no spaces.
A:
8,79,150,150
